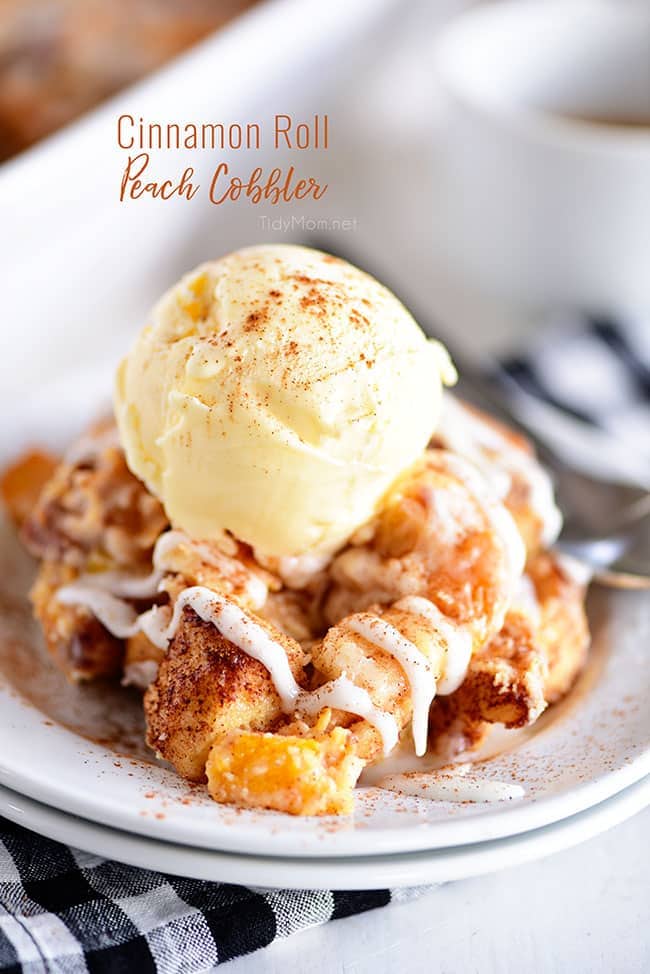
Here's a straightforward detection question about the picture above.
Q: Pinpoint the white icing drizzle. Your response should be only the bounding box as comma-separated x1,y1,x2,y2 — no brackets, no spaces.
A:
136,604,174,649
157,586,302,708
191,540,268,609
58,529,267,607
58,580,399,754
380,770,525,803
80,530,188,600
54,400,552,780
295,675,399,755
277,552,331,589
395,596,473,696
58,566,479,759
346,615,435,757
419,485,463,545
440,451,526,607
512,574,541,624
55,434,540,764
57,585,141,637
439,395,562,547
154,590,398,754
555,552,594,588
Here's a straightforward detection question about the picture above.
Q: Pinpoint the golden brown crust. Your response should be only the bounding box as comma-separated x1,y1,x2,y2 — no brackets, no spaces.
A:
22,422,167,570
432,400,552,556
18,424,167,683
325,449,514,646
453,610,547,729
259,587,325,644
0,450,58,528
159,538,269,612
30,561,124,681
425,698,492,761
144,606,308,781
530,553,590,703
125,631,164,668
428,550,589,756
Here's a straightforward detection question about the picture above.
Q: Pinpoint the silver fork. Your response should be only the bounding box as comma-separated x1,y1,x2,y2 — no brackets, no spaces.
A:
306,238,650,587
454,369,650,589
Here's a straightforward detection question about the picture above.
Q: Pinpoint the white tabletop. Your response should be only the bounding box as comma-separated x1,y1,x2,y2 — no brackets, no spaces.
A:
226,806,650,973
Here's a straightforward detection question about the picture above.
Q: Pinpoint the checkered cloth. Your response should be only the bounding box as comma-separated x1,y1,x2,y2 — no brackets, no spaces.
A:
1,310,648,971
495,312,650,485
0,817,427,971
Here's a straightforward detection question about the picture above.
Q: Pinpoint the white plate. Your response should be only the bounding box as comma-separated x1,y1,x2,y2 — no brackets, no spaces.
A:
1,512,649,859
1,775,649,889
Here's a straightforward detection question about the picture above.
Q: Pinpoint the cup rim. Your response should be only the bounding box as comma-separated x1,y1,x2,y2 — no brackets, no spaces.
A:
434,0,650,154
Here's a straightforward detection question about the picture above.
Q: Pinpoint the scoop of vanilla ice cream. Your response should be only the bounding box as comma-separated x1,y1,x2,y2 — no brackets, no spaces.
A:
114,244,456,557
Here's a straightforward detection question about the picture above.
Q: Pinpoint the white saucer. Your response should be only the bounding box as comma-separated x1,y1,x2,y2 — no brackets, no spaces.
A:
2,775,649,889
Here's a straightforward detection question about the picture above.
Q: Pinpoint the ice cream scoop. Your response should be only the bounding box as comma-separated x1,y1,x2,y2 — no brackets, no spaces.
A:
114,244,455,558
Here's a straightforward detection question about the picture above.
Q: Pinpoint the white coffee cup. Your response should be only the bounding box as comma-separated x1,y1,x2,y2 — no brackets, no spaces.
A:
435,0,650,315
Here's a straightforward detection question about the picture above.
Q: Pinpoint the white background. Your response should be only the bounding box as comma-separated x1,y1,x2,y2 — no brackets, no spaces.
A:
228,808,650,973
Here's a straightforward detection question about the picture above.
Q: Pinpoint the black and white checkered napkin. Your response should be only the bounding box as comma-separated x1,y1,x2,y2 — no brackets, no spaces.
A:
495,312,650,485
1,311,648,973
501,314,650,430
0,817,428,972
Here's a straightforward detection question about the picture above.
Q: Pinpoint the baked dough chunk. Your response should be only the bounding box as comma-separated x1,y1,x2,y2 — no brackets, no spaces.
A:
433,396,560,557
30,560,124,681
0,450,58,527
191,449,521,813
145,606,308,781
529,552,590,703
22,421,167,570
324,448,522,645
17,423,167,679
428,551,589,757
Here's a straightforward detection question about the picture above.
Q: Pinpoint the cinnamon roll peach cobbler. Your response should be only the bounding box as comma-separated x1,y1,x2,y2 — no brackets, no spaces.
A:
1,245,590,816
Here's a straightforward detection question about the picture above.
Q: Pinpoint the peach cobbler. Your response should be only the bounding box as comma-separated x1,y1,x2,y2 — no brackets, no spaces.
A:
1,246,590,816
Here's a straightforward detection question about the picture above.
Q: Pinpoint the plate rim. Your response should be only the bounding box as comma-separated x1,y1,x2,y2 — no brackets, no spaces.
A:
2,671,650,857
2,527,649,859
1,775,649,889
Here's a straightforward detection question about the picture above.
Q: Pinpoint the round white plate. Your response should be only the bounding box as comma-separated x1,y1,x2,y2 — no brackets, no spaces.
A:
1,512,649,858
1,775,649,889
